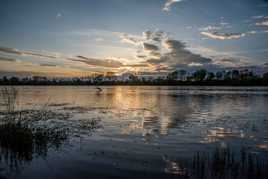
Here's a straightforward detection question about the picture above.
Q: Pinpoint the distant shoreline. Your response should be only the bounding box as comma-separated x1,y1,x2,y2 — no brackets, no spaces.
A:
1,82,268,86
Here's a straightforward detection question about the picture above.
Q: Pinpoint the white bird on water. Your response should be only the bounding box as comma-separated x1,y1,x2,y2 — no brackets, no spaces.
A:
96,87,103,92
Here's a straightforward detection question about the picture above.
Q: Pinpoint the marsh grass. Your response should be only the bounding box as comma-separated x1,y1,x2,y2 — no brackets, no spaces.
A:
0,87,18,123
0,122,68,174
188,146,268,179
0,87,102,176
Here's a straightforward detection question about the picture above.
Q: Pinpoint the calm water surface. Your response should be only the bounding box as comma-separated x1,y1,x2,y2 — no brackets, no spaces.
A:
0,86,267,179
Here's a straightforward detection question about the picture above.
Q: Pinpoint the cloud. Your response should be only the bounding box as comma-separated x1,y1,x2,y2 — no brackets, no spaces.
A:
136,54,147,59
164,39,186,50
0,47,23,55
70,56,124,68
118,29,167,60
165,39,212,64
212,58,251,67
252,15,266,19
199,25,222,32
118,30,222,71
39,64,57,67
0,56,17,62
149,51,162,58
56,13,62,19
95,38,104,42
188,62,203,67
0,46,59,59
22,51,59,59
252,16,268,29
118,33,143,46
256,20,268,26
72,55,149,68
0,45,148,70
147,39,212,70
118,30,167,47
247,30,257,35
143,30,153,40
143,43,159,52
127,63,149,68
198,20,258,41
163,0,183,12
199,21,231,32
201,27,268,40
149,30,167,42
201,31,246,40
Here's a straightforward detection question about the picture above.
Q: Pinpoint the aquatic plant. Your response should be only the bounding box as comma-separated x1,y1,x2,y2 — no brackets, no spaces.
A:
190,146,268,179
0,122,68,174
0,88,103,177
0,86,18,122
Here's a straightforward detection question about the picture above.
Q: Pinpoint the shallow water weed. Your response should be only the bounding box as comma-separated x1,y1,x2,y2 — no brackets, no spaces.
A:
0,108,103,176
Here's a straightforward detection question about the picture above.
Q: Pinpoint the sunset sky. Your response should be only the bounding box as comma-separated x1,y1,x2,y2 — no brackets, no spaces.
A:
1,0,268,77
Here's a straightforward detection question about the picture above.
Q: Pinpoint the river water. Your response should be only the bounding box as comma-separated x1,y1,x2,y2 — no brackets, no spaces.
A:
0,86,267,179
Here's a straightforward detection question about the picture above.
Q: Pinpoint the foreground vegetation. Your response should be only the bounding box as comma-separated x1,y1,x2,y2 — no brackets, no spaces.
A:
0,87,101,175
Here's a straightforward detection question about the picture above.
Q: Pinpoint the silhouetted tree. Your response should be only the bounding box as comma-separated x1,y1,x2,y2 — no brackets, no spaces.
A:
231,70,240,79
178,69,187,81
207,72,215,81
224,71,232,80
94,75,104,83
193,69,207,81
3,76,8,83
167,70,178,80
262,73,268,85
216,71,223,80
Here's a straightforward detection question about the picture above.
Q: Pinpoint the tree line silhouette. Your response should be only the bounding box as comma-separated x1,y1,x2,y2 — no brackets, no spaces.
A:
1,69,268,86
